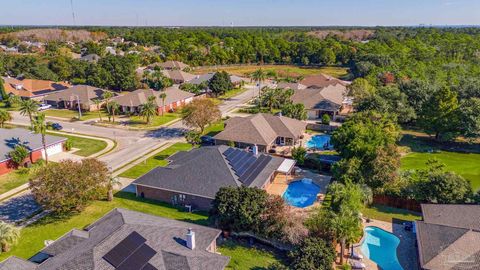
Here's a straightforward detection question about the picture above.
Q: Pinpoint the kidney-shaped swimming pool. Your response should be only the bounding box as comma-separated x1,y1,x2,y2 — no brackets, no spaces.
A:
282,178,321,208
360,226,404,270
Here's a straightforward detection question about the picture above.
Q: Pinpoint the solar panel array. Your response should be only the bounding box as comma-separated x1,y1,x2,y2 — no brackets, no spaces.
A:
103,231,158,270
223,148,272,186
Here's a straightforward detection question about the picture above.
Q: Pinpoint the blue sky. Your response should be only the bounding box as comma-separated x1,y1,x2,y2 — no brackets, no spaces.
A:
0,0,479,26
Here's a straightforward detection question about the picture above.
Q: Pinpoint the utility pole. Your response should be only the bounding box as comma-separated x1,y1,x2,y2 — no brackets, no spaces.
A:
70,0,76,26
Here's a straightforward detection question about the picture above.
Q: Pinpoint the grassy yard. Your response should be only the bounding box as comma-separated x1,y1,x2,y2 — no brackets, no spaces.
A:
362,204,422,224
203,120,225,136
119,142,193,179
400,133,480,191
0,192,208,261
193,64,351,79
127,113,180,128
47,132,108,157
219,240,285,270
217,88,248,100
0,167,33,195
43,109,108,121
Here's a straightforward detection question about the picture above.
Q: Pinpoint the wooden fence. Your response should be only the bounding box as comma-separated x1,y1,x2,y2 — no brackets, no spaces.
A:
306,123,338,132
373,195,422,213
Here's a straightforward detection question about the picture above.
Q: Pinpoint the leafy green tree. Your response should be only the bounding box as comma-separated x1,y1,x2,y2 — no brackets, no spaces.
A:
0,109,12,128
319,47,336,65
291,146,307,165
0,222,20,252
185,131,201,145
19,99,38,128
459,98,480,139
288,237,336,270
145,71,172,91
208,71,233,97
181,99,221,134
347,78,375,100
281,103,307,120
32,113,49,164
9,145,29,166
30,159,110,214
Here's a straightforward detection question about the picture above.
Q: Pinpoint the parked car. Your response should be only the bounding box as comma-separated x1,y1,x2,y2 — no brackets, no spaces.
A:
51,123,63,130
200,135,214,145
38,103,52,111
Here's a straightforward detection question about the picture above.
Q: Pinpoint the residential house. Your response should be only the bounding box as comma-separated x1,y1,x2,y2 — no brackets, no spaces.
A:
79,53,101,63
149,61,190,70
133,145,295,210
0,128,66,175
162,70,196,84
214,113,307,153
0,208,230,270
299,73,349,88
189,72,247,87
276,82,307,91
416,204,480,270
112,87,195,114
1,77,70,101
43,85,110,111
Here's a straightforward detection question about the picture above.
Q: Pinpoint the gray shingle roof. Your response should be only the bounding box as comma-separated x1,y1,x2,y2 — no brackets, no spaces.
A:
43,85,109,107
417,204,480,270
133,145,285,199
0,208,229,270
188,73,246,85
0,128,66,162
0,256,37,270
214,113,306,146
112,88,194,108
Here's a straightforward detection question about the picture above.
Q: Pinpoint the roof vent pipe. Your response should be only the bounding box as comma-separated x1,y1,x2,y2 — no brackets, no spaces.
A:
186,228,195,250
252,145,258,156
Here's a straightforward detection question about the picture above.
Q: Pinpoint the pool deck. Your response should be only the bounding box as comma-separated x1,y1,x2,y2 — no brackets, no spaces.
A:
266,169,331,210
353,219,419,270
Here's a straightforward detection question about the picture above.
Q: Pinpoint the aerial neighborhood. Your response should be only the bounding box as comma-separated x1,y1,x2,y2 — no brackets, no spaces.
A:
0,2,479,270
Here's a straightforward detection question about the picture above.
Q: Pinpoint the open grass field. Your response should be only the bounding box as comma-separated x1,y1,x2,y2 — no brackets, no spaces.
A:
362,204,422,224
193,65,351,79
399,133,480,191
119,142,193,179
128,113,180,128
47,132,108,157
219,240,285,270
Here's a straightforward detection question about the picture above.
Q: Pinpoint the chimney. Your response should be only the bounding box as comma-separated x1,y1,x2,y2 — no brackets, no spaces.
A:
252,144,258,156
186,228,195,250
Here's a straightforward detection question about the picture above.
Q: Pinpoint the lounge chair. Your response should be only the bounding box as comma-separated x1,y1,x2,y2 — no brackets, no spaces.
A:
351,249,364,260
350,260,366,269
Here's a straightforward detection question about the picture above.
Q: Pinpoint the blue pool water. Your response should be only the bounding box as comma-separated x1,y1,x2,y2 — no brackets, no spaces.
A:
360,226,403,270
306,135,332,150
282,179,321,208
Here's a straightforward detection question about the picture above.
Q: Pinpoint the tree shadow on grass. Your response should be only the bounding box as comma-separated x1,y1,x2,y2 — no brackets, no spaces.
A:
113,192,210,226
399,134,480,154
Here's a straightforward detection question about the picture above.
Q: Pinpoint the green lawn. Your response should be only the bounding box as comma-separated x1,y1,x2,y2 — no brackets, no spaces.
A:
217,88,248,100
203,120,225,136
43,109,108,121
0,168,32,195
362,204,422,224
0,101,19,111
47,133,108,157
219,240,285,270
128,113,180,128
0,192,208,261
119,143,193,179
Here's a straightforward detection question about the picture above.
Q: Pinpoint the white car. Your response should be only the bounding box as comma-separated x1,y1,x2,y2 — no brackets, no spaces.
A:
38,103,52,111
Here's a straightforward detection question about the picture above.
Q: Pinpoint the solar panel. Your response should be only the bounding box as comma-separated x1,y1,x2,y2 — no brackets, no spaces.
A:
103,231,146,268
223,147,235,157
225,148,240,159
240,155,273,185
231,152,250,168
227,149,243,161
142,263,158,270
116,244,157,270
232,154,253,174
236,156,257,177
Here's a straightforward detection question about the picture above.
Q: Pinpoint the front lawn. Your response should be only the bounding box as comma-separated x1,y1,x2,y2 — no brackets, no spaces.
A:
219,240,286,270
203,120,225,136
43,109,108,121
362,204,422,224
217,88,248,100
0,167,34,195
127,113,180,128
119,142,193,179
0,192,208,261
47,133,108,157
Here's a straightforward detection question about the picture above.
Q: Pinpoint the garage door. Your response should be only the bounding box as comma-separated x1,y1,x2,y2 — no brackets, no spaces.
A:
41,143,63,159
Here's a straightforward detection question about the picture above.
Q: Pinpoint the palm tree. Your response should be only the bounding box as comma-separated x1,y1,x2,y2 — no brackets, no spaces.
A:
332,207,362,264
107,176,121,201
262,89,280,112
102,91,114,120
93,99,103,122
33,113,49,164
109,101,119,123
0,109,12,128
140,99,157,124
19,99,38,128
250,69,266,98
0,221,20,252
158,92,167,116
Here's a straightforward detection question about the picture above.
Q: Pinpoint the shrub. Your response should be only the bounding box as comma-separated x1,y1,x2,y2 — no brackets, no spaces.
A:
0,221,20,252
321,114,331,125
288,237,336,270
9,145,29,166
185,131,201,145
291,146,307,165
64,139,74,151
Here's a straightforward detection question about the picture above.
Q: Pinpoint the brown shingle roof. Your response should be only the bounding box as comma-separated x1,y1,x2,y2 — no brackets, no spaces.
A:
164,70,196,83
291,84,347,111
416,204,480,270
113,87,194,107
214,113,306,146
149,61,189,70
299,74,349,88
43,85,108,106
2,77,70,98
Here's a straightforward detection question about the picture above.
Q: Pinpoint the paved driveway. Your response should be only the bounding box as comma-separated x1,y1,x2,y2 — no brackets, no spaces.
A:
49,151,84,162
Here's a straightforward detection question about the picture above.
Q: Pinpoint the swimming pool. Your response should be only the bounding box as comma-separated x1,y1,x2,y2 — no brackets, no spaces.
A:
306,134,332,150
282,179,321,208
360,226,403,270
